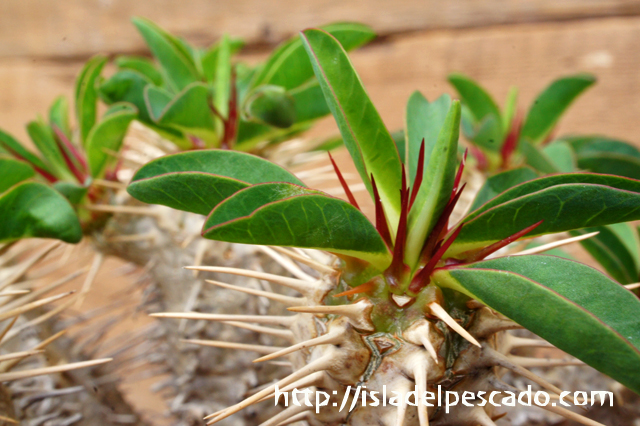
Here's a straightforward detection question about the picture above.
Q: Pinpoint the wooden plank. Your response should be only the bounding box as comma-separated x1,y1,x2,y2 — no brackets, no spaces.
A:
1,16,640,148
1,0,640,58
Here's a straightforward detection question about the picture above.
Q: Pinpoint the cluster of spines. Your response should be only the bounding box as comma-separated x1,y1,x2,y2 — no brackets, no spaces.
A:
151,242,609,426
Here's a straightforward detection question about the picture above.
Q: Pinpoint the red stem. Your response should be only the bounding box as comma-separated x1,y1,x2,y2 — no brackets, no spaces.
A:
371,175,392,248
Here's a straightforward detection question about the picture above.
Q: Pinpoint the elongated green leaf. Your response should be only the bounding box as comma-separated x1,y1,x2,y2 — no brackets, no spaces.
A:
100,71,190,149
49,96,71,138
128,150,304,215
201,38,245,83
214,34,231,124
448,73,503,150
132,17,199,92
502,86,518,135
203,183,391,266
155,82,217,145
53,181,89,205
520,74,595,145
564,135,640,180
253,23,374,91
405,92,452,183
571,224,639,284
116,55,164,86
144,85,173,121
100,70,153,120
0,182,82,243
75,55,107,146
449,174,640,257
86,104,137,178
0,156,35,194
542,140,576,173
301,28,402,228
470,167,538,212
288,80,330,123
243,85,296,128
434,255,640,394
0,130,51,174
405,101,460,267
26,119,73,180
204,182,323,228
519,140,559,174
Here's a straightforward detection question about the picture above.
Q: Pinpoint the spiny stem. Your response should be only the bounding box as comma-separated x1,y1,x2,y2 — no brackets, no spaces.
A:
385,167,410,290
328,152,360,209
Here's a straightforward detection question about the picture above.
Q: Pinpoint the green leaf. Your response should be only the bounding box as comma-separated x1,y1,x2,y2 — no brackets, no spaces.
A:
405,101,460,267
253,22,375,91
470,167,538,212
243,85,296,128
405,92,452,183
26,119,73,180
301,28,403,228
53,181,89,205
132,17,199,92
571,224,639,284
214,34,231,124
144,85,174,121
127,150,305,215
203,182,391,266
564,135,640,180
201,38,245,83
519,140,559,174
0,156,35,194
449,173,640,257
49,96,71,138
542,140,576,173
502,86,518,135
116,55,164,86
520,74,596,145
86,103,137,178
434,255,640,394
234,81,331,151
154,82,217,145
0,130,51,175
0,182,82,243
448,73,503,150
75,55,107,146
287,80,330,123
100,70,152,120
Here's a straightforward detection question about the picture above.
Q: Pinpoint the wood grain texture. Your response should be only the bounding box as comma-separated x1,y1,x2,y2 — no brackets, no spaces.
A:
1,0,640,58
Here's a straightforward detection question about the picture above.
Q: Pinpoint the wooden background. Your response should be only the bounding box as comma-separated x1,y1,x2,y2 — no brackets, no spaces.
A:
2,1,640,421
2,0,640,145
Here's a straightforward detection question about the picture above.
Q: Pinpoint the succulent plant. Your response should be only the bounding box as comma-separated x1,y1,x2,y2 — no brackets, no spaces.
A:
128,28,640,426
0,18,376,425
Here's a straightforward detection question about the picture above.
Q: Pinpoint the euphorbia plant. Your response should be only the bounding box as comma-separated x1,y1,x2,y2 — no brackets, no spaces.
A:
129,28,640,426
